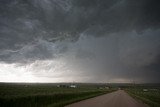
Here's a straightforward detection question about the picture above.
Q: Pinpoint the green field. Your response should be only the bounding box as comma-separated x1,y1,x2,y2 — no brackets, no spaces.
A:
1,83,159,107
0,83,114,107
125,84,160,107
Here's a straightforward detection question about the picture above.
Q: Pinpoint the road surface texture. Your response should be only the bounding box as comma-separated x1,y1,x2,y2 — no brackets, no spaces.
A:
65,90,149,107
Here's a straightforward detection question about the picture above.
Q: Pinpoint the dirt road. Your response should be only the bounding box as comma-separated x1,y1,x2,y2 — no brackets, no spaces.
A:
65,90,148,107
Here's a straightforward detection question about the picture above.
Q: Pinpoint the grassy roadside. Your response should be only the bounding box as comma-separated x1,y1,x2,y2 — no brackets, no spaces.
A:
0,83,115,107
47,90,113,107
126,89,160,107
0,90,114,107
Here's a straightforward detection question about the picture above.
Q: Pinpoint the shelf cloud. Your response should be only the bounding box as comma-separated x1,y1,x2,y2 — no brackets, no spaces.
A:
0,0,160,83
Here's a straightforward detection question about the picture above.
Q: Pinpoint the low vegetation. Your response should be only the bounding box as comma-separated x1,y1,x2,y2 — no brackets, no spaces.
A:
0,83,115,107
125,85,160,107
1,83,159,107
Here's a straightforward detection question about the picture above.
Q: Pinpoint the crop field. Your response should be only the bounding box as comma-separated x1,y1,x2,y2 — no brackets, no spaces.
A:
0,83,114,107
125,84,160,107
1,83,159,107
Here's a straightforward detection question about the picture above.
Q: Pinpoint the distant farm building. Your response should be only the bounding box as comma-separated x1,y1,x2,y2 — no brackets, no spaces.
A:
98,86,110,89
56,84,77,88
105,86,110,89
57,85,69,88
70,84,77,88
143,89,148,92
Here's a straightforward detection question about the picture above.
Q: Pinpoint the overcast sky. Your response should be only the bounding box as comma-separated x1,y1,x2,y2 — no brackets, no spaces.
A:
0,0,160,83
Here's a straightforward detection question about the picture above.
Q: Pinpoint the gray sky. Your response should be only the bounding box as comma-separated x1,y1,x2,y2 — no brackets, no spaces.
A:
0,0,160,83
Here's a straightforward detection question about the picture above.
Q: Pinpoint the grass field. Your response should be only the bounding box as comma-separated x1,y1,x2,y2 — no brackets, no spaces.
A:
1,83,159,107
125,84,160,107
0,83,114,107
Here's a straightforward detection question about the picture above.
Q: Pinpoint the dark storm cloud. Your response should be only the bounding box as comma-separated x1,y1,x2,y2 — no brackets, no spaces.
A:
0,0,160,82
72,30,160,82
0,0,160,52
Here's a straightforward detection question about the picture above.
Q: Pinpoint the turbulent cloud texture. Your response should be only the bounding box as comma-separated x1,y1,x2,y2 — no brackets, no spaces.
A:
0,0,160,82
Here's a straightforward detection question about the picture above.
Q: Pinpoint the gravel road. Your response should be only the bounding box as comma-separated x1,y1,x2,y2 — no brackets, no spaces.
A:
65,90,149,107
